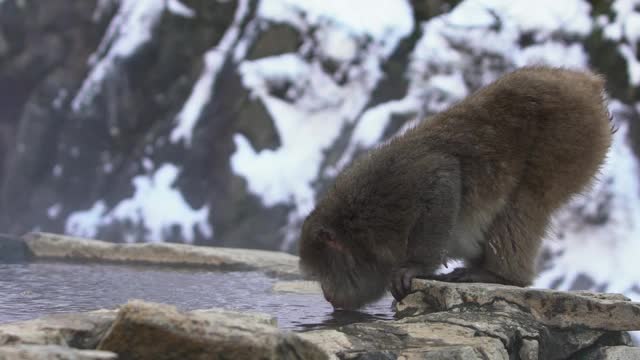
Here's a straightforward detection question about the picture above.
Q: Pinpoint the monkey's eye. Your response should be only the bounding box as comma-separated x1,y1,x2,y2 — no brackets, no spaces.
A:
317,229,344,252
317,229,331,242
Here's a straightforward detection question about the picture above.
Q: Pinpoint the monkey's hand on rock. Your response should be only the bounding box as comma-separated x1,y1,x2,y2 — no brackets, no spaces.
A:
391,263,431,301
427,267,510,284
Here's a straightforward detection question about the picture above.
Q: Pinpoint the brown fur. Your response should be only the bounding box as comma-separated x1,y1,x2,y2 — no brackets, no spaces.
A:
298,66,613,309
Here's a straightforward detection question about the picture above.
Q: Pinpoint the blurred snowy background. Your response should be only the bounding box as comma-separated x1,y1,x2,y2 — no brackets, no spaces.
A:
1,0,639,301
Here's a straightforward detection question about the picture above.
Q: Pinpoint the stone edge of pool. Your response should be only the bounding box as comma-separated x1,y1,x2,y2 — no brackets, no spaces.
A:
1,232,301,278
3,232,640,359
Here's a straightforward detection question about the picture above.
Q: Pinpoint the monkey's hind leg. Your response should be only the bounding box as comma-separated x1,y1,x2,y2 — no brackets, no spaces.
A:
432,191,548,286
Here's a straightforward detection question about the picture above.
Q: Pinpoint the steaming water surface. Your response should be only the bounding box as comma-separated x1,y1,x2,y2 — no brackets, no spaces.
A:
0,262,395,330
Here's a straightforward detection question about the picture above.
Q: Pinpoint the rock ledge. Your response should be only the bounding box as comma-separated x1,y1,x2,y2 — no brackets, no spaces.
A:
22,232,300,277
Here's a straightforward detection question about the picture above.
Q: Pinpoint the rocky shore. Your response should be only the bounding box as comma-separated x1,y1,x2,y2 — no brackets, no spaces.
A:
1,233,639,359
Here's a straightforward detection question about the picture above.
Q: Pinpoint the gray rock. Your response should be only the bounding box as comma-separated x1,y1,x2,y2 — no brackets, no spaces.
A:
0,345,116,360
397,279,640,331
0,233,32,262
298,330,353,360
300,280,639,359
303,320,508,360
97,300,327,360
23,232,300,277
578,346,640,360
518,339,539,360
397,307,615,359
0,310,117,348
246,22,302,60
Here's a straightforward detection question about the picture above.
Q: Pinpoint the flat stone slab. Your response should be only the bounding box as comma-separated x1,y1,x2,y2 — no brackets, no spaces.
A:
301,306,633,360
0,310,117,348
302,320,509,359
580,345,640,360
0,345,116,360
23,232,300,277
397,279,640,331
97,300,327,360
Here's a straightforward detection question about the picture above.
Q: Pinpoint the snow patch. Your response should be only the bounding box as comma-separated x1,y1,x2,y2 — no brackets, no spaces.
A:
618,44,640,85
66,201,108,239
72,0,165,112
167,0,195,18
258,0,413,49
317,26,360,62
66,164,212,243
514,42,589,68
170,0,250,145
52,165,63,178
231,0,414,218
47,204,63,219
238,54,310,97
449,0,592,36
231,92,359,215
603,0,640,85
326,97,421,177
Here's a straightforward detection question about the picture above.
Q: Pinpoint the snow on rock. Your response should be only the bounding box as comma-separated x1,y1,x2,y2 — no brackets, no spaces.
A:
72,0,166,112
170,0,250,145
317,27,359,63
413,0,591,73
66,164,212,243
65,201,108,239
326,97,422,178
514,42,589,68
167,0,195,18
232,54,367,214
602,0,640,86
230,0,413,216
448,0,592,36
47,204,63,219
237,54,311,99
258,0,413,54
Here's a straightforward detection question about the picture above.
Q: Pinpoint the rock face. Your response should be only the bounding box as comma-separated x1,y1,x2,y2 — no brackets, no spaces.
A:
0,301,326,360
0,310,117,349
2,233,639,358
1,0,640,312
302,280,640,360
0,272,638,359
579,346,640,360
97,300,327,360
397,280,640,331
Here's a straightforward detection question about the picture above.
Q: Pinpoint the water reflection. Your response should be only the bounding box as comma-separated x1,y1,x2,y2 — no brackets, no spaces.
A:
0,262,395,330
294,307,394,331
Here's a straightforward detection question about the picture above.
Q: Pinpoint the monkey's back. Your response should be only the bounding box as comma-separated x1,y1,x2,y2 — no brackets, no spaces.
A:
418,67,612,214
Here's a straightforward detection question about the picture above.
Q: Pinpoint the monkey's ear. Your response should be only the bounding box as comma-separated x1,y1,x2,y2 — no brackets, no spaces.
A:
317,228,344,252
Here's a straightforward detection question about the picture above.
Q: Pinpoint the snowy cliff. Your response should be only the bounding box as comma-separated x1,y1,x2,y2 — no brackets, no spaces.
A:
1,0,640,302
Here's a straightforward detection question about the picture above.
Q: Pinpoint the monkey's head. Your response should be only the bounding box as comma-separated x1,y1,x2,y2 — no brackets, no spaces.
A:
298,203,395,310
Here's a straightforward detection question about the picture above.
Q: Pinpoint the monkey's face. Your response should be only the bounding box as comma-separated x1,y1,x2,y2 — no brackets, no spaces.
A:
298,217,389,310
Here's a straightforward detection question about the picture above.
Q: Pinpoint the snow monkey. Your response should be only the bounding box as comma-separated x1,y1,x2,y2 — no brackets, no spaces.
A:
298,66,613,309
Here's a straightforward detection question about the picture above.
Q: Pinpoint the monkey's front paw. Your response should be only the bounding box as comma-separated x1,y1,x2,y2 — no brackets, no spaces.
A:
390,265,423,302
